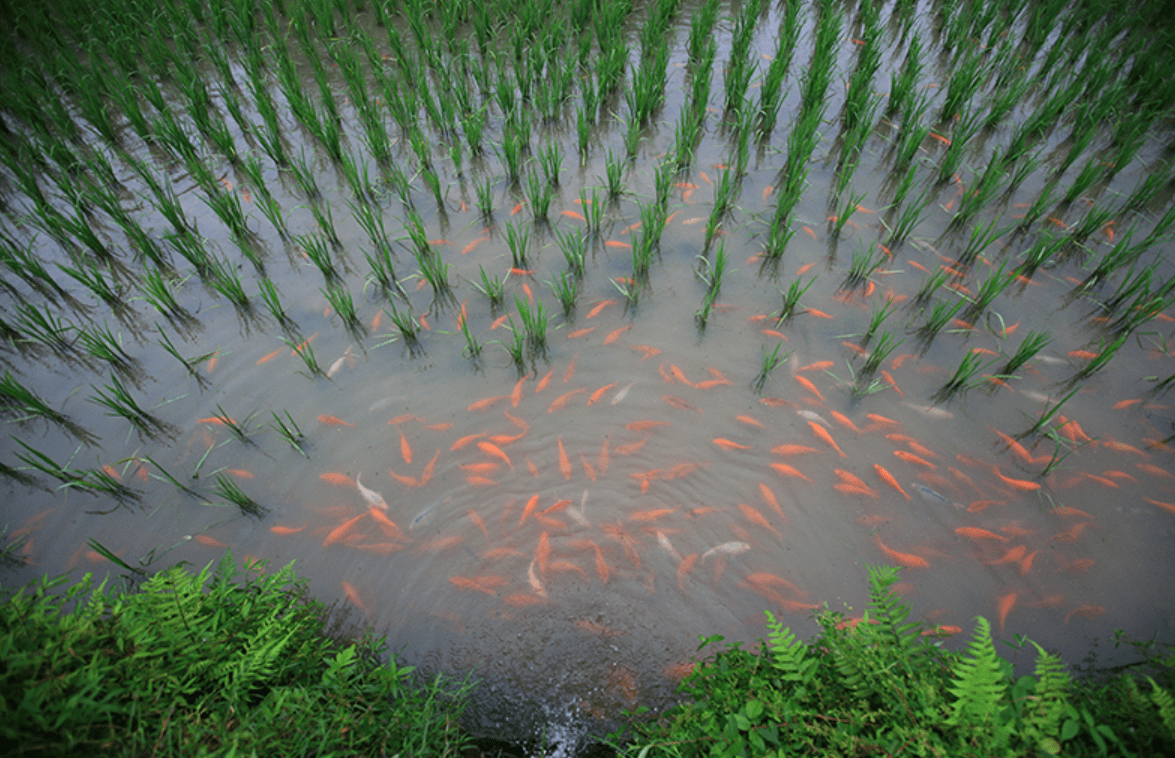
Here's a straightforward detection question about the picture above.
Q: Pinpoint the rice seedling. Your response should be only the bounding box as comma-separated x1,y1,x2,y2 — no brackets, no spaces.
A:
777,276,816,324
212,473,266,518
14,302,75,355
697,240,729,299
415,249,456,306
886,33,923,118
550,271,579,319
604,149,625,202
883,189,933,249
210,404,257,445
0,233,71,301
459,314,482,362
998,330,1051,377
1015,233,1065,282
504,221,531,270
581,186,604,237
323,285,364,338
939,48,987,123
832,191,867,238
526,172,552,224
514,295,549,359
752,343,790,394
704,169,734,248
12,438,87,489
475,176,495,220
470,264,508,312
757,1,800,135
0,370,95,444
1019,387,1080,440
933,351,996,403
499,318,528,376
420,165,444,208
1067,202,1118,247
281,333,325,376
842,243,886,292
576,105,592,159
859,297,898,348
75,322,139,382
1078,231,1141,292
57,256,125,313
288,149,322,201
695,288,717,330
916,298,964,345
673,106,702,171
962,262,1014,322
500,130,524,187
138,454,197,497
1063,158,1107,204
270,410,309,459
858,331,902,385
89,374,172,440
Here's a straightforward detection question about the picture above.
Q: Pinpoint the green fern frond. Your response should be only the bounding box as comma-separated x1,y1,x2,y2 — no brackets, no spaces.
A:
765,610,816,688
1150,677,1175,741
947,616,1009,727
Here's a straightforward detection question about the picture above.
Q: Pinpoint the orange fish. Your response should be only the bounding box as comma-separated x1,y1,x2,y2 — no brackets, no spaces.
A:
770,463,812,482
604,325,632,344
834,469,872,492
511,375,528,407
388,469,422,487
478,441,513,468
677,553,697,591
564,354,577,383
834,483,879,498
795,375,824,400
548,387,587,413
631,344,661,359
398,428,413,464
491,313,511,329
342,581,367,612
894,450,935,468
799,361,834,372
758,483,785,519
324,512,368,546
866,413,899,427
809,422,846,457
519,494,540,526
370,508,407,541
270,525,306,535
738,503,781,538
598,438,610,474
461,236,490,255
873,534,929,568
588,382,618,404
994,468,1040,491
830,411,861,433
319,472,356,487
713,438,752,451
670,365,694,386
771,443,821,457
874,465,910,499
996,592,1017,633
558,436,572,480
567,326,596,339
561,209,586,222
604,240,632,249
257,348,283,365
536,368,554,392
587,300,617,318
614,435,649,455
663,395,702,412
194,534,228,548
227,469,254,479
955,527,1008,542
627,420,670,431
317,415,355,427
580,454,598,481
736,415,766,428
468,395,509,411
420,449,439,486
451,431,487,451
594,545,611,584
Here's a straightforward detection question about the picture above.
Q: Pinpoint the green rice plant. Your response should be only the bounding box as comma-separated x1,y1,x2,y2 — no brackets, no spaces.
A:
958,217,1013,268
270,410,308,458
842,243,885,292
674,106,702,171
1078,230,1141,292
760,221,796,264
499,130,524,187
550,225,585,279
1018,179,1060,232
892,121,931,174
777,277,816,324
349,200,391,256
1068,202,1118,247
862,296,899,346
999,331,1051,377
526,172,552,224
858,331,903,384
281,334,325,376
933,351,996,403
0,370,94,444
581,186,604,237
420,165,444,208
89,374,172,439
540,142,563,187
757,5,800,134
1063,158,1107,204
630,231,657,287
952,158,1008,231
832,191,867,238
1015,233,1065,282
939,48,987,123
936,110,983,185
212,473,266,518
322,285,364,338
505,221,530,270
308,201,342,249
752,343,791,394
604,149,625,202
883,189,933,248
12,438,85,488
499,318,528,375
57,257,125,313
76,465,141,505
0,233,71,301
295,233,337,283
887,33,923,118
288,149,321,201
210,404,256,444
206,255,251,314
415,249,455,306
470,265,507,312
385,299,424,356
963,262,1014,321
550,271,579,319
459,314,482,362
916,298,964,344
1122,163,1171,213
1020,387,1080,440
514,295,549,359
155,329,212,389
257,278,296,334
475,176,495,220
576,105,592,159
697,240,729,299
75,323,138,382
14,302,75,355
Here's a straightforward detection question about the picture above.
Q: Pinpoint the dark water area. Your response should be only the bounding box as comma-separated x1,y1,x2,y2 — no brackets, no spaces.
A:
2,0,1174,754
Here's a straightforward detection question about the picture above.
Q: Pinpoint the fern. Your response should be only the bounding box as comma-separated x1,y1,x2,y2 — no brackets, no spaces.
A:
765,610,817,695
1151,677,1175,743
947,616,1010,734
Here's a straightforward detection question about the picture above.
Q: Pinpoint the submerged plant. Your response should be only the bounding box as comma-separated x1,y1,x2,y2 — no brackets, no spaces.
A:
753,343,791,394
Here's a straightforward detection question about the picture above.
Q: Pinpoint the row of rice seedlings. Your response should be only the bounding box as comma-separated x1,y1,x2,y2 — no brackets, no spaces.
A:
695,241,727,330
155,329,212,389
932,351,997,404
14,302,76,356
89,373,173,440
776,276,816,324
322,285,364,339
75,322,140,383
722,0,760,117
756,0,801,136
831,190,867,239
857,331,903,388
0,370,95,444
550,271,579,320
950,153,1008,231
13,439,139,504
841,243,886,292
514,295,549,359
915,298,965,347
212,473,265,517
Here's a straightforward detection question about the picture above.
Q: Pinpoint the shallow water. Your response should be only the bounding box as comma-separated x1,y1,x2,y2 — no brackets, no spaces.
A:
3,0,1175,752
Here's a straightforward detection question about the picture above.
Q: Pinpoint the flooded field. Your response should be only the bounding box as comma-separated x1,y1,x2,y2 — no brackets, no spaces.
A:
2,0,1175,752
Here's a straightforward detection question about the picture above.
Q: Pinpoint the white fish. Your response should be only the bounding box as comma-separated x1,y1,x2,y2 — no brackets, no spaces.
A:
903,403,954,419
568,490,591,527
611,381,637,405
701,541,751,562
327,345,354,378
656,531,681,562
528,559,547,598
1021,390,1054,403
355,472,387,510
797,410,830,427
1034,354,1067,366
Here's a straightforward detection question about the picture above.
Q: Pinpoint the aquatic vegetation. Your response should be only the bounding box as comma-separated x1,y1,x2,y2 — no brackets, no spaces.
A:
752,342,789,394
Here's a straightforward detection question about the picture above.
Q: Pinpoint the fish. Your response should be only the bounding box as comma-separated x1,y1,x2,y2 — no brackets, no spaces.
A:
912,483,952,505
388,469,421,487
809,421,846,457
270,525,306,535
631,345,661,360
420,449,439,486
342,581,367,612
738,503,781,538
903,403,954,419
985,545,1027,566
894,450,935,468
872,534,929,568
397,428,413,464
795,375,824,400
558,436,572,480
874,465,910,499
677,553,697,590
587,299,617,318
478,441,513,468
257,348,283,365
536,531,551,575
604,325,632,344
1064,604,1106,623
611,381,637,404
758,483,785,519
536,368,554,392
450,576,497,595
468,395,508,411
528,560,548,597
319,472,356,487
830,411,861,433
994,468,1040,491
324,512,368,546
588,382,618,404
736,415,766,429
663,395,702,412
593,545,610,583
548,387,587,413
317,415,355,427
955,527,1008,542
713,438,752,451
797,410,830,427
451,431,487,451
997,592,1017,633
770,463,813,482
519,495,541,527
670,365,694,386
627,420,670,431
580,454,597,481
772,444,820,456
369,508,407,541
567,326,596,339
701,541,751,562
356,473,388,510
656,531,681,561
194,534,228,548
866,413,899,427
561,209,586,222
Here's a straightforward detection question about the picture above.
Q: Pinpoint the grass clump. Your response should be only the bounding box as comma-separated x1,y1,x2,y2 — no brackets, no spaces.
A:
611,566,1175,757
1,554,472,757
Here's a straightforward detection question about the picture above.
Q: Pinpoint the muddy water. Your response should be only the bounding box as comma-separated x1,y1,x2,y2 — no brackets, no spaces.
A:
3,0,1175,753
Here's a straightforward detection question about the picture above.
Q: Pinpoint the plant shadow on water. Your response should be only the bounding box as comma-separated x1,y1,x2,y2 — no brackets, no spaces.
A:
2,0,1175,754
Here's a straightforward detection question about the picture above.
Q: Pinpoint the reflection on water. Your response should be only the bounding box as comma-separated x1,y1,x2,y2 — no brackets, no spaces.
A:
2,0,1175,751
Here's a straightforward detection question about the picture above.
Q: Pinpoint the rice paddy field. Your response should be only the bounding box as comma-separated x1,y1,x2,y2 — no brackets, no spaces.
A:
3,0,1175,751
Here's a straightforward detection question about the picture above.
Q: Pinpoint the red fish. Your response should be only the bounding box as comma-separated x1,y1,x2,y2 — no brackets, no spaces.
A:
873,534,928,568
759,483,786,519
795,375,824,400
558,436,572,480
604,325,631,344
738,503,781,538
548,387,587,413
536,367,554,392
874,465,910,499
323,512,368,546
567,326,596,339
478,441,513,468
270,525,306,535
342,581,367,612
587,300,616,319
420,449,439,486
770,463,812,482
468,395,508,411
450,432,487,451
997,592,1017,633
317,415,355,427
810,422,846,457
894,450,935,468
713,438,752,451
588,382,618,404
